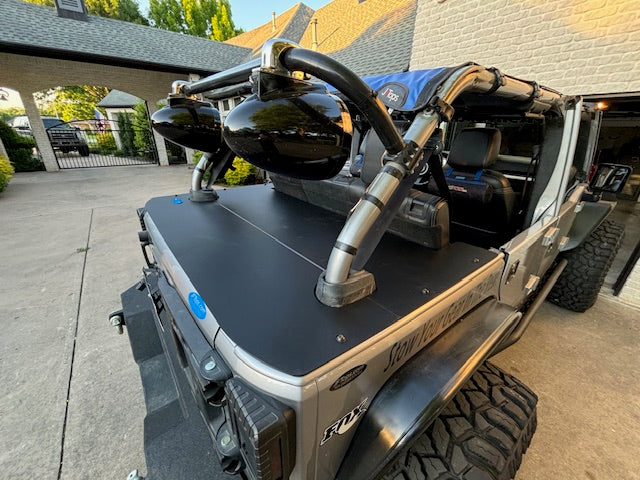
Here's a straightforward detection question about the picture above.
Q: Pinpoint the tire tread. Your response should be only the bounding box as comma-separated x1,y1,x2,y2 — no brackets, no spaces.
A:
548,219,624,312
383,363,537,480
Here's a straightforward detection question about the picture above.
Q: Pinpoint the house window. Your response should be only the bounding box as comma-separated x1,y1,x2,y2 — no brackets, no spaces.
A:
223,99,230,111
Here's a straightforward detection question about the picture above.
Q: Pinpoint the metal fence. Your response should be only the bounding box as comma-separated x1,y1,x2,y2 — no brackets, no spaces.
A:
47,118,158,169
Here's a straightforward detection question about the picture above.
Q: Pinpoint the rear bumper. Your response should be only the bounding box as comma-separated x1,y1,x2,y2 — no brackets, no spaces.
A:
120,274,225,480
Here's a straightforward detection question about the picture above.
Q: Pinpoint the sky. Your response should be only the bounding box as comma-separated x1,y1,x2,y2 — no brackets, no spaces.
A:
136,0,330,31
1,89,22,109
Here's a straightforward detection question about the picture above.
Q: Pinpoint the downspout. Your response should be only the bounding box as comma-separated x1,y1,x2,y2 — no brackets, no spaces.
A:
311,19,318,51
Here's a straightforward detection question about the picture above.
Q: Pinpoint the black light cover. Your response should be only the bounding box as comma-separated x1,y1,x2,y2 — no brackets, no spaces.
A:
151,98,222,152
223,83,352,180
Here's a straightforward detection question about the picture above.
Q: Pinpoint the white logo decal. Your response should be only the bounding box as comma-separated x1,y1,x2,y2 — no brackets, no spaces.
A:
382,88,400,102
320,398,368,445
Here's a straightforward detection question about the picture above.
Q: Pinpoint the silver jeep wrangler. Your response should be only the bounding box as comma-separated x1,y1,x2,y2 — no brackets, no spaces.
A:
112,39,629,480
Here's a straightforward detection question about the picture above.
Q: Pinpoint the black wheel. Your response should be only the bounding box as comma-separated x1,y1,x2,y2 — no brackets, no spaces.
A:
78,145,90,156
548,219,624,312
383,362,537,480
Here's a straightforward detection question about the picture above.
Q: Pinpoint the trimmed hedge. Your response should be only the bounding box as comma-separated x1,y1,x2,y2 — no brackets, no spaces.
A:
0,154,14,193
0,120,44,172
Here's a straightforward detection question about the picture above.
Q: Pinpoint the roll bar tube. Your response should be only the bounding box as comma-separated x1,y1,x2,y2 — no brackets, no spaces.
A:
321,63,564,303
169,39,565,306
180,58,261,96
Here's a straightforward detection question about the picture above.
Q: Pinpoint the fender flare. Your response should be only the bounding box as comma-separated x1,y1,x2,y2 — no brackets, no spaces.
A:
335,299,519,480
562,200,614,252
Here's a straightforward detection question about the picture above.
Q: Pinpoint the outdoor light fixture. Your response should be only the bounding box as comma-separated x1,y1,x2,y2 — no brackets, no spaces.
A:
595,101,609,110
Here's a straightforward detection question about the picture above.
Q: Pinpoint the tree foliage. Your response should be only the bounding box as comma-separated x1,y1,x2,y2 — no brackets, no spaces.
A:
0,107,26,125
24,0,241,39
34,86,109,122
23,0,148,24
149,0,241,40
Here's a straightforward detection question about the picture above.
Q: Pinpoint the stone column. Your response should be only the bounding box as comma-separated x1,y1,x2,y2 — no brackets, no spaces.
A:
0,137,8,159
20,91,59,171
184,147,195,165
145,101,169,166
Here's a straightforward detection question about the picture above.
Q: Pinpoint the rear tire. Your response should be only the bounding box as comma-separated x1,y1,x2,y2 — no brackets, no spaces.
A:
78,145,90,156
383,362,537,480
548,219,624,312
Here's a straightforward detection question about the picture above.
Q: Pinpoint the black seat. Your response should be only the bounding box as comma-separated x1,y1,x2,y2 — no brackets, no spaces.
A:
270,125,451,250
427,128,517,247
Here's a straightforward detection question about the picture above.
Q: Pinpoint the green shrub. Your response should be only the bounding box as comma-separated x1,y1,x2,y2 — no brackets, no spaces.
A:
95,132,117,153
10,149,44,172
132,103,156,160
0,120,44,172
223,157,257,186
117,113,135,156
0,154,14,193
191,153,258,186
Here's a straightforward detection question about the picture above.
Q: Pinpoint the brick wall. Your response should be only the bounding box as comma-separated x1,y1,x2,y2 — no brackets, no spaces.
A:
0,52,188,169
410,0,640,95
0,53,184,104
411,1,640,305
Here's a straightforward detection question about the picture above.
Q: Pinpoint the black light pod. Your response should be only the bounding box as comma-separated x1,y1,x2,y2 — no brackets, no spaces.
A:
223,81,352,180
151,97,222,152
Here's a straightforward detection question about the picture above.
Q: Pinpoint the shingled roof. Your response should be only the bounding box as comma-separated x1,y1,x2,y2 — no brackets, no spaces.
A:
97,90,142,108
225,3,315,57
323,0,417,75
226,0,417,76
0,0,251,75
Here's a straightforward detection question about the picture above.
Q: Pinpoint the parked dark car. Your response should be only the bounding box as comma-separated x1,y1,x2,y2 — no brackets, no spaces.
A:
10,115,90,156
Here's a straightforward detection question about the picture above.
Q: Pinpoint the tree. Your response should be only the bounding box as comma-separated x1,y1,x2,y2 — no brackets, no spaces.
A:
85,0,149,24
0,107,26,125
24,0,54,6
34,86,109,121
23,0,148,25
149,0,242,40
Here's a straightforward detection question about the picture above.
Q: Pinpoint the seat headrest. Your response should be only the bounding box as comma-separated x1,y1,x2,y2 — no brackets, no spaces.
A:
448,128,501,170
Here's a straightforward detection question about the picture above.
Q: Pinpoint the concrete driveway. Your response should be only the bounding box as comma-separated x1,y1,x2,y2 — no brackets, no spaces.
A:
1,166,639,480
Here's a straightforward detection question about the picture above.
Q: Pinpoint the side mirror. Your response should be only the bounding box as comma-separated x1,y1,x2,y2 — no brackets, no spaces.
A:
590,163,632,194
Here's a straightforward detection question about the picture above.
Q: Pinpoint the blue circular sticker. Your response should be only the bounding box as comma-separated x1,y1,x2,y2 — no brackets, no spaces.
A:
188,292,207,320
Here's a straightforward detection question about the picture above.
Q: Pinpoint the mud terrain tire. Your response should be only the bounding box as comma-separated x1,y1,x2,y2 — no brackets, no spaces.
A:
383,362,537,480
548,219,624,312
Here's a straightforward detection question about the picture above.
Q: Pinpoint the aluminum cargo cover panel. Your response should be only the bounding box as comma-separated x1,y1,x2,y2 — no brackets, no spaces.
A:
144,185,497,376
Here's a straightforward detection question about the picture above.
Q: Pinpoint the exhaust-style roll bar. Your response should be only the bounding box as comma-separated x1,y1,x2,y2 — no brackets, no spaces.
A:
317,64,563,306
172,39,564,307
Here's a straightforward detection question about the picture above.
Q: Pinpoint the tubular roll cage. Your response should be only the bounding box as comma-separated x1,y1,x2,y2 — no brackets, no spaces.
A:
173,39,566,307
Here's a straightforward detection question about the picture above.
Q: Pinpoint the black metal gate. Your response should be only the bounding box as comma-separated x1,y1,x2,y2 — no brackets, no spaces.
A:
48,118,159,169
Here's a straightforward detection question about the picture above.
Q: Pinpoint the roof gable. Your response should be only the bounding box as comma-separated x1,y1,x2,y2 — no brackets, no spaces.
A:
97,89,142,108
225,3,314,57
324,0,418,75
226,0,417,76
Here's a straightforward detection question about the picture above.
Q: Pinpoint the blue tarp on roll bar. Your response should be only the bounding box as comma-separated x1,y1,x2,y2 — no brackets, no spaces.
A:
328,68,449,112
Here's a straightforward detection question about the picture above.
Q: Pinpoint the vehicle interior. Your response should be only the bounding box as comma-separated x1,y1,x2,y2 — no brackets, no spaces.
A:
270,94,572,251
